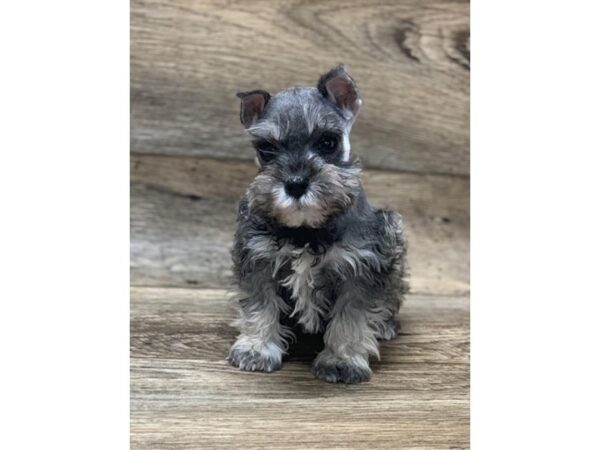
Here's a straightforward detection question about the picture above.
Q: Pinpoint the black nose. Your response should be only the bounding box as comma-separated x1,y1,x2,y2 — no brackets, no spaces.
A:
284,176,309,199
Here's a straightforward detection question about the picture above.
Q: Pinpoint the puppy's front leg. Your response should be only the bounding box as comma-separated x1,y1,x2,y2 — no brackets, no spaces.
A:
312,284,379,384
227,282,291,373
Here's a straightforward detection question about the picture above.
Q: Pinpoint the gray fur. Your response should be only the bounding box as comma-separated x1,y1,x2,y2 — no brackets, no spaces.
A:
228,65,408,384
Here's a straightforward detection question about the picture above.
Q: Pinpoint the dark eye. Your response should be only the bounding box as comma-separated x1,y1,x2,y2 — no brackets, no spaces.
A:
255,142,278,162
316,135,339,155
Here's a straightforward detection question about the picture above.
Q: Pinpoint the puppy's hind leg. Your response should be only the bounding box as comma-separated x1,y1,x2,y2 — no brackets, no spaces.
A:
371,291,402,341
374,316,400,341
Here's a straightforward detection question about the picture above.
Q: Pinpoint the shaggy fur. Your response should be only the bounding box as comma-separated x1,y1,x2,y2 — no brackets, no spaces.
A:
227,65,408,383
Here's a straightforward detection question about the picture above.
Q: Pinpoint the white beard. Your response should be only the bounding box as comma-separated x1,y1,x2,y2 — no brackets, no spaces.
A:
272,185,326,227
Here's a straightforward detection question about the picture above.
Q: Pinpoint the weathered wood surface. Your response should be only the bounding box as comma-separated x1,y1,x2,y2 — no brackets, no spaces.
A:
131,0,470,175
131,287,470,449
131,154,470,295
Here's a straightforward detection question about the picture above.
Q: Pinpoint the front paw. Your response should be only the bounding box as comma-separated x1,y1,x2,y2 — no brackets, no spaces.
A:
311,350,372,384
227,339,283,373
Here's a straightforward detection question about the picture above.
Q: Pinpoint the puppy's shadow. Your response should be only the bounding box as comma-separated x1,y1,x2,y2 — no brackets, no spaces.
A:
283,328,324,363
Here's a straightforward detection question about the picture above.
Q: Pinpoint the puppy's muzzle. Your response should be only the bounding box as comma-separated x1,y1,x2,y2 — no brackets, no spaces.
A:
284,176,309,199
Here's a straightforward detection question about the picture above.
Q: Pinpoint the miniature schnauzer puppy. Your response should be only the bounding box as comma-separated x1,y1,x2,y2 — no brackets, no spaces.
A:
227,65,408,384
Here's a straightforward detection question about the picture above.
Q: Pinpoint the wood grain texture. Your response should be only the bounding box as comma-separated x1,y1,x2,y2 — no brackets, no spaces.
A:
131,0,470,175
131,154,470,295
131,287,470,449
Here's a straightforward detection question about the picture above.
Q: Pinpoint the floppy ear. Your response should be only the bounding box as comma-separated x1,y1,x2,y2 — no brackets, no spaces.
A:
317,64,362,121
236,90,271,128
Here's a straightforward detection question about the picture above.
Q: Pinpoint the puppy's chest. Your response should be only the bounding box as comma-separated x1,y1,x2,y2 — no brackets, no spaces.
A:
274,243,335,332
276,245,331,299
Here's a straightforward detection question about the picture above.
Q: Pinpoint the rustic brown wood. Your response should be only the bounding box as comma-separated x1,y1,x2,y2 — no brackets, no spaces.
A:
131,154,470,295
130,287,470,449
131,0,470,175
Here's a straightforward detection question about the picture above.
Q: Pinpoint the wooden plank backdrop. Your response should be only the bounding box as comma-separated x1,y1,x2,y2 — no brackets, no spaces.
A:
131,0,470,448
131,0,470,175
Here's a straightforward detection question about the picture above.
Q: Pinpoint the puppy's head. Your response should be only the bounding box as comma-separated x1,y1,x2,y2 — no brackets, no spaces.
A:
237,65,363,228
